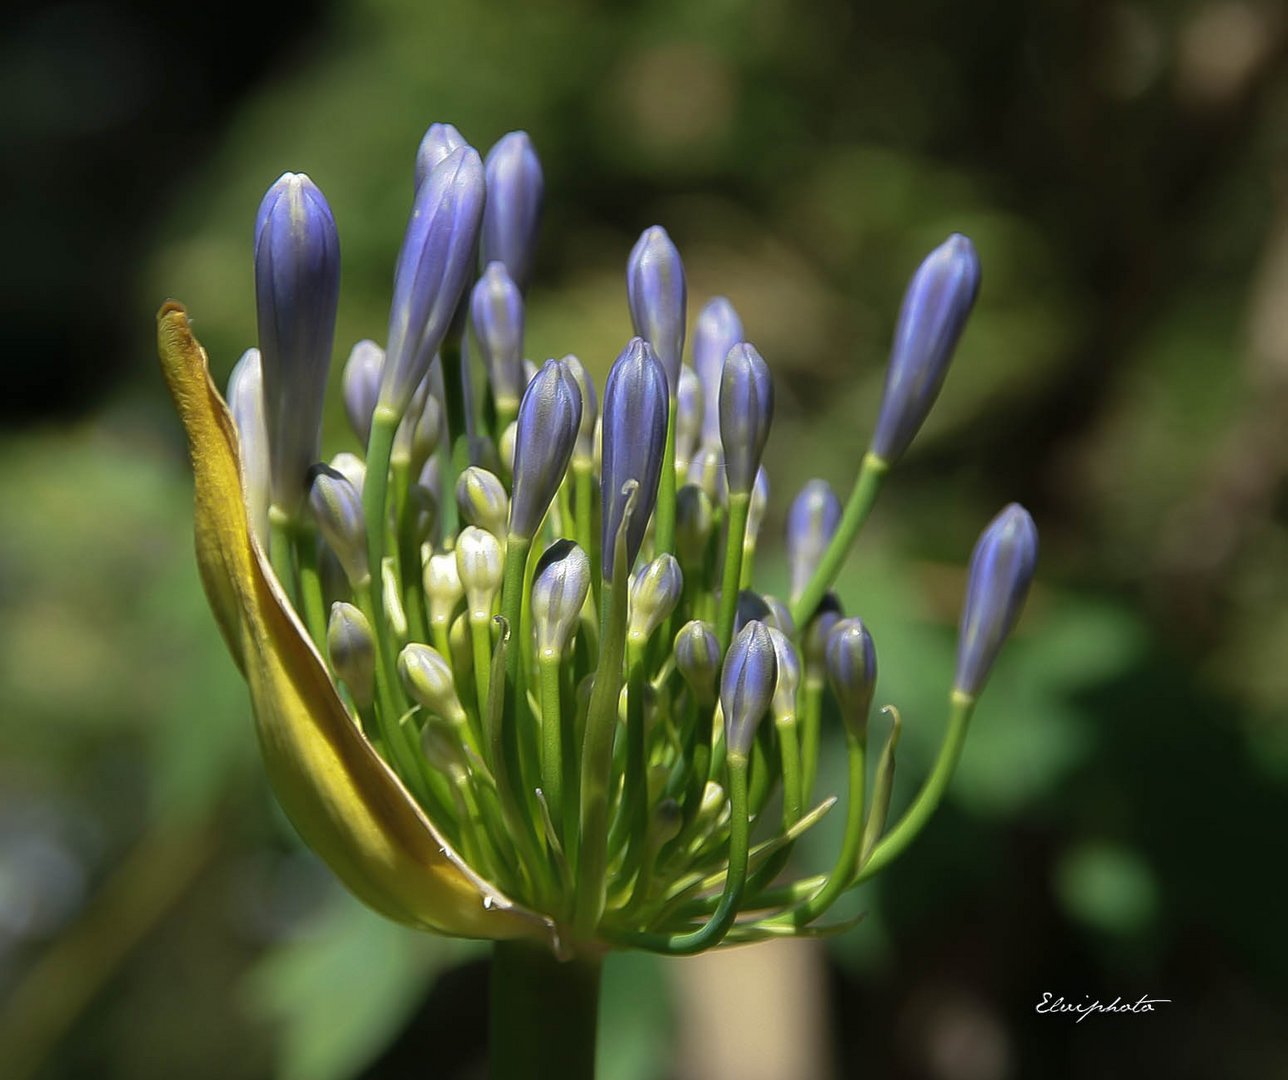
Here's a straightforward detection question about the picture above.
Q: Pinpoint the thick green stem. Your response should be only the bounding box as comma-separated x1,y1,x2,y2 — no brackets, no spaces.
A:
490,943,601,1080
790,452,889,627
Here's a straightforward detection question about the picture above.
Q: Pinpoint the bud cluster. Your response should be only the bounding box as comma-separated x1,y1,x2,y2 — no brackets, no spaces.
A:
227,124,1037,953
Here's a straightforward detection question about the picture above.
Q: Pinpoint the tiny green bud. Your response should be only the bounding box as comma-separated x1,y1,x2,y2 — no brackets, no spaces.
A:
628,554,682,643
424,552,463,632
455,526,504,616
674,620,721,706
328,602,375,709
456,466,509,538
398,642,468,726
421,717,467,777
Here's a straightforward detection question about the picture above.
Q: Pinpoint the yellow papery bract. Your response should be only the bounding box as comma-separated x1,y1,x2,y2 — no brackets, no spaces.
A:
157,301,553,945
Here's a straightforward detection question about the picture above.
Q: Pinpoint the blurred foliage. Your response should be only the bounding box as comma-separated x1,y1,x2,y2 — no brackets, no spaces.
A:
5,0,1288,1077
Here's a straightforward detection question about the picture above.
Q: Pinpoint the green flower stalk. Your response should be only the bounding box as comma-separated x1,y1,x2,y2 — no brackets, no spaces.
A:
158,121,1037,1080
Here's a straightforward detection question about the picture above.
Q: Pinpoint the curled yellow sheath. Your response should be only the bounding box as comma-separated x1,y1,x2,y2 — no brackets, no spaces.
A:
157,301,552,945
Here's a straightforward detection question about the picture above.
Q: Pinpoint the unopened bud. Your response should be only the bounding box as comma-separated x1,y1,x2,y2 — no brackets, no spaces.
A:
398,642,468,726
307,465,368,587
342,339,384,447
721,620,777,758
328,602,375,709
455,526,504,616
675,620,721,706
826,617,877,737
531,539,591,658
457,466,509,538
628,554,682,643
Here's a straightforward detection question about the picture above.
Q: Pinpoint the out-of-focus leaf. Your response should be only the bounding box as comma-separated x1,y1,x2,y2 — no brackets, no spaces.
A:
1055,841,1159,939
243,889,477,1080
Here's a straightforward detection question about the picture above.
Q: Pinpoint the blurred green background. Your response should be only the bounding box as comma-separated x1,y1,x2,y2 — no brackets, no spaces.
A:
4,0,1288,1077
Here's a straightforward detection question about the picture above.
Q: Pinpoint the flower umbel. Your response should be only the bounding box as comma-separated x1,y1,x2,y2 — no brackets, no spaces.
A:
158,125,1036,965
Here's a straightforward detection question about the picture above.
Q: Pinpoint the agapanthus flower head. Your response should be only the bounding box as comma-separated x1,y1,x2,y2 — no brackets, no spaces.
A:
482,131,544,289
383,145,486,419
509,358,582,540
254,172,340,517
600,338,668,579
721,620,777,758
693,297,743,448
870,234,981,465
161,119,1029,985
627,226,686,392
954,503,1038,696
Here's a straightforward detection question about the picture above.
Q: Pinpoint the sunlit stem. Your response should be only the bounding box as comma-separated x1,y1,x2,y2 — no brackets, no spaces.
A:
499,531,537,819
607,636,649,878
789,452,889,627
610,754,750,954
715,490,751,652
654,398,678,557
574,506,633,937
469,613,493,731
538,648,565,843
391,458,430,645
573,461,597,592
438,340,470,537
800,676,824,803
777,712,803,827
361,408,410,718
738,537,757,591
855,692,975,884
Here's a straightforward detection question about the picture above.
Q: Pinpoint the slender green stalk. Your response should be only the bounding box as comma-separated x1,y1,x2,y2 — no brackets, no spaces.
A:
654,399,678,556
609,755,751,954
489,943,601,1080
777,713,803,827
290,523,329,651
607,638,649,879
774,729,865,927
574,566,630,936
573,462,597,593
855,692,975,883
470,614,494,730
789,452,889,627
800,677,824,803
362,407,407,719
715,491,751,651
538,649,565,841
438,340,470,537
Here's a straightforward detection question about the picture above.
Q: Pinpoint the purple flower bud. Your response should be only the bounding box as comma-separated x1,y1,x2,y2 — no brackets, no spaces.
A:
767,627,801,721
721,620,777,758
801,592,843,674
510,358,582,540
676,364,702,469
562,354,599,466
734,590,770,641
471,261,526,413
786,479,842,602
254,172,340,516
382,145,486,419
531,539,591,657
871,234,981,464
482,131,544,289
328,452,366,495
694,297,743,447
414,122,467,190
342,340,384,447
719,343,774,495
227,348,270,547
600,338,668,579
307,465,369,587
954,503,1038,697
627,226,686,392
762,594,795,638
674,620,721,706
826,617,877,737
